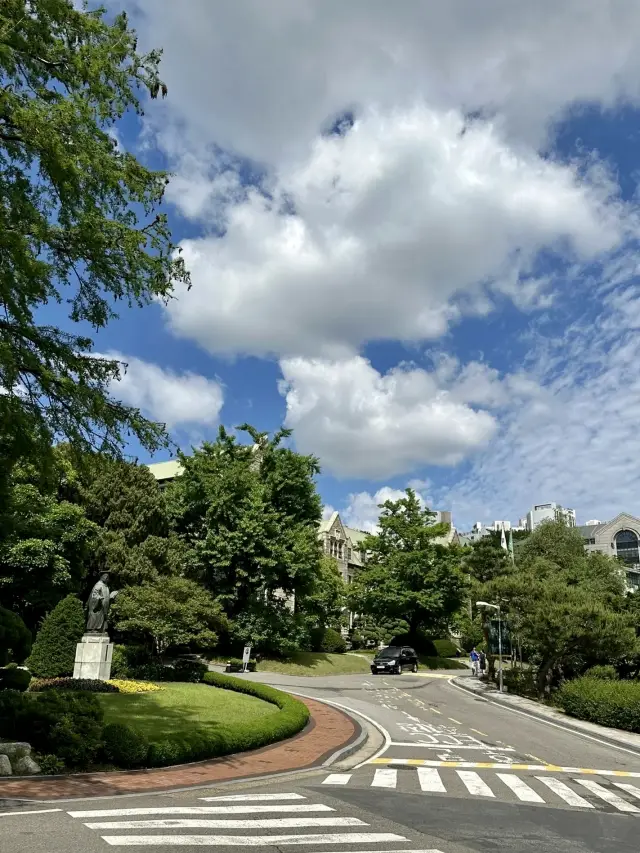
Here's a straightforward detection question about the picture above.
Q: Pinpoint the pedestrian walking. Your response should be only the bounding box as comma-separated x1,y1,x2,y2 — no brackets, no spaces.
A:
470,647,479,676
479,650,486,677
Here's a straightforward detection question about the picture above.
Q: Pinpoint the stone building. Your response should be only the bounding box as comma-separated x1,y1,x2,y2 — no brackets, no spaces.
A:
577,513,640,592
317,511,367,585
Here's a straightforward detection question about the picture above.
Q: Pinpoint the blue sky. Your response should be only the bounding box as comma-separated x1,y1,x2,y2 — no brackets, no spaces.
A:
68,2,640,532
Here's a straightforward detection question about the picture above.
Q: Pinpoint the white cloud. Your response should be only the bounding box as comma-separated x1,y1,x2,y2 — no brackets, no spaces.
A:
163,105,630,359
341,487,408,533
102,352,224,429
441,285,640,527
276,354,531,479
129,1,640,163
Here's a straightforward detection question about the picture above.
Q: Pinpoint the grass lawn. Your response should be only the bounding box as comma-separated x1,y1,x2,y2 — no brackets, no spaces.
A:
97,682,278,742
211,651,467,676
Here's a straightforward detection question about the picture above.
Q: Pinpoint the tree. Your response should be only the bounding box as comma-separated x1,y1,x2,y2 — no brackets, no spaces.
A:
79,457,182,585
0,1,189,480
0,606,31,665
0,454,98,629
494,520,634,693
298,556,347,631
111,576,228,657
349,489,466,639
167,426,322,628
27,593,85,677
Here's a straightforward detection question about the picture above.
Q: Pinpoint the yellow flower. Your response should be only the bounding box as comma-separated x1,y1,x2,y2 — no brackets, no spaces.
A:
108,679,162,694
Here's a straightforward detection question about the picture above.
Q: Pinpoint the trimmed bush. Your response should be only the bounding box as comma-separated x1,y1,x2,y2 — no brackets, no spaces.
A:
320,628,347,654
0,607,32,665
0,664,31,692
29,677,119,693
503,669,538,698
110,645,154,679
0,689,104,768
165,659,209,682
584,664,619,680
348,632,364,650
137,672,310,769
557,677,640,733
27,595,84,678
433,638,459,658
102,723,149,768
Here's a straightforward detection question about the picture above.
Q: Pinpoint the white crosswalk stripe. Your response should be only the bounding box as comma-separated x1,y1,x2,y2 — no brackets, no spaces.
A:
456,771,495,798
417,768,446,793
575,779,640,813
371,768,397,788
68,792,432,850
318,768,640,813
496,773,544,803
322,774,352,785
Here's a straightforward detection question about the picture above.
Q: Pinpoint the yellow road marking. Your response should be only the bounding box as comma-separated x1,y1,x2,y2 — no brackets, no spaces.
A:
470,728,487,736
525,753,545,764
448,717,462,725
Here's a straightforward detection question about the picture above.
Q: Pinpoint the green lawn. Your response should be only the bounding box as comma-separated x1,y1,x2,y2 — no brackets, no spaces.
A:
211,651,467,676
97,682,277,742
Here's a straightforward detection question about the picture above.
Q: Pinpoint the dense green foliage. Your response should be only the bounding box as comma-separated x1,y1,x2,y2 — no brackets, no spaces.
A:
317,627,347,654
102,722,150,768
112,576,227,656
350,489,466,639
0,663,31,691
27,593,85,677
0,457,98,628
0,606,31,665
584,664,619,680
558,677,640,733
0,0,189,479
0,688,104,768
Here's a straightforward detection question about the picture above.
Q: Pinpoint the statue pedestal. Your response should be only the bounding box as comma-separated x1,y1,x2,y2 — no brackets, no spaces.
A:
73,634,113,681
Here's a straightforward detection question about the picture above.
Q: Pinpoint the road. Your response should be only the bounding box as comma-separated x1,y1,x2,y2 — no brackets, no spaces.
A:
3,670,640,853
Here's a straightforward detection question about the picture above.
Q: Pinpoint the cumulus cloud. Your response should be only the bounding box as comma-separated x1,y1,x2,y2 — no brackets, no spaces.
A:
163,105,629,359
128,1,640,163
102,353,224,429
276,354,534,479
441,285,640,527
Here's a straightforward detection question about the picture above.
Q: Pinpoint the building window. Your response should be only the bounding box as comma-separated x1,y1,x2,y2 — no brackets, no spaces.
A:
615,530,640,566
626,572,640,591
347,547,352,561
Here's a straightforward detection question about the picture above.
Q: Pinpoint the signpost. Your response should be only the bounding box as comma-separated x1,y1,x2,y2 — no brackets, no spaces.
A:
242,645,252,673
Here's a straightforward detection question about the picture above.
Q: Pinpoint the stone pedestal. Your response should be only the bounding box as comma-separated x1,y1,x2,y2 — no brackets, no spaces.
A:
73,634,113,681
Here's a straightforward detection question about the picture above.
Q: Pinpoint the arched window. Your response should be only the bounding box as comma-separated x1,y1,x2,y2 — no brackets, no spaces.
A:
614,530,640,566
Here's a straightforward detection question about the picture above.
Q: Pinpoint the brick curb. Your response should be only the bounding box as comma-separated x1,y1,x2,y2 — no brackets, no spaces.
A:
0,697,359,802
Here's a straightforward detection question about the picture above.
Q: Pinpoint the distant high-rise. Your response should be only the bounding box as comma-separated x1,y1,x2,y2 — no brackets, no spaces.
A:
525,502,576,531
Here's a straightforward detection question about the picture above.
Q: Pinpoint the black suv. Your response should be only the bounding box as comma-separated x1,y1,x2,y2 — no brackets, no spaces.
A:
371,646,418,675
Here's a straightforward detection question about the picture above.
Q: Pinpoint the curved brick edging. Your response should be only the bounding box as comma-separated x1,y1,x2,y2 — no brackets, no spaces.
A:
0,697,358,802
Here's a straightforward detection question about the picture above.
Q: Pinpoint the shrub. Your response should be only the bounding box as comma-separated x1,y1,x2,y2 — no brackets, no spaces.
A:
27,595,84,678
29,677,119,693
433,638,459,658
0,689,104,768
389,632,438,657
107,679,161,694
141,672,310,769
165,659,208,682
320,628,347,654
35,754,66,775
0,607,32,666
0,664,31,692
102,723,149,768
110,645,153,679
557,677,640,733
503,669,538,699
348,632,364,650
584,664,619,680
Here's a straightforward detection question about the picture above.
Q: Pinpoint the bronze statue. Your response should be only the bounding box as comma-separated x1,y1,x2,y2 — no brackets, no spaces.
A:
85,572,118,634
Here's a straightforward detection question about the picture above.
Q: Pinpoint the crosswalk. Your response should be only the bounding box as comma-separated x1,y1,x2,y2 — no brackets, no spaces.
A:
321,768,640,814
67,792,442,849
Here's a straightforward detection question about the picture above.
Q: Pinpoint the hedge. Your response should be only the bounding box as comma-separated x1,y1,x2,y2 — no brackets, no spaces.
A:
29,677,119,693
27,595,84,678
557,677,640,733
432,639,459,658
0,664,31,692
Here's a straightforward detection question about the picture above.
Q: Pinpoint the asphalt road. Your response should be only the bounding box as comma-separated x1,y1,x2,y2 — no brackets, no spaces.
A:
3,670,640,853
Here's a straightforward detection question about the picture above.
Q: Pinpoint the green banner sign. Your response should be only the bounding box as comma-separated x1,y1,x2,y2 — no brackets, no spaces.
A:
486,618,511,656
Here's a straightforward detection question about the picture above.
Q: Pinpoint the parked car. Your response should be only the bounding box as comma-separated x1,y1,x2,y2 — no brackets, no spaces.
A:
370,646,418,675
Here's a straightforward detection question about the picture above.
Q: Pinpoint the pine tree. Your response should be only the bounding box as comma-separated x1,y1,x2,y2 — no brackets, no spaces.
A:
27,594,85,677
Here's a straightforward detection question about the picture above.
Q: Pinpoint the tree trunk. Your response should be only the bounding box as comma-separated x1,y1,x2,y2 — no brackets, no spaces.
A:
536,657,556,696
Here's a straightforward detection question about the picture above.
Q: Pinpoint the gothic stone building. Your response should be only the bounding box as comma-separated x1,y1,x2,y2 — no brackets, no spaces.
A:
318,511,367,586
577,513,640,592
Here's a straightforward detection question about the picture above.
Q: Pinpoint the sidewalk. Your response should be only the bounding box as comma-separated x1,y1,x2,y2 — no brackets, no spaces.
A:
0,696,359,802
454,676,640,754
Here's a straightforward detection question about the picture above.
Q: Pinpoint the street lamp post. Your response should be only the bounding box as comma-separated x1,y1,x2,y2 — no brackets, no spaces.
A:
476,600,503,693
